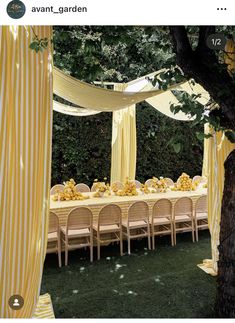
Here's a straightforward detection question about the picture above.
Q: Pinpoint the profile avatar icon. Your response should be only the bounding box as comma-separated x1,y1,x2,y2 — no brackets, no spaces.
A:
6,0,26,19
13,299,20,307
8,294,24,310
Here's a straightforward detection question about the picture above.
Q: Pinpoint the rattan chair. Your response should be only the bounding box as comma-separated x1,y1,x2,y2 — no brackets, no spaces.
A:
61,207,93,265
192,175,203,184
90,185,96,192
151,199,174,249
50,184,64,195
145,179,153,187
173,197,194,244
47,211,62,267
194,196,208,241
111,181,124,190
122,201,151,254
129,180,142,189
164,178,174,187
93,204,123,260
75,183,90,193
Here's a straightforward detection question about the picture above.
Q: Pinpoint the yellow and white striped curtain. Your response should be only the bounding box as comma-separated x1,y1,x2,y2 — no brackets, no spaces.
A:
199,130,235,275
0,26,53,317
111,84,136,183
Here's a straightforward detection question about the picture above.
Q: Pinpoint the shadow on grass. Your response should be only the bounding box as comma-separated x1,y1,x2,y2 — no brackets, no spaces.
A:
41,230,217,318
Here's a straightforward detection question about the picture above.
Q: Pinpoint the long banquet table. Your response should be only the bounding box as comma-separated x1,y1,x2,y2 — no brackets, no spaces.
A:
50,188,207,226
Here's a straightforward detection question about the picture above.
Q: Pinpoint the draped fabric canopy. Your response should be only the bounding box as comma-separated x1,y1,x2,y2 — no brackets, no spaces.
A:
111,84,136,184
199,129,235,275
53,67,168,111
53,100,100,116
53,67,210,120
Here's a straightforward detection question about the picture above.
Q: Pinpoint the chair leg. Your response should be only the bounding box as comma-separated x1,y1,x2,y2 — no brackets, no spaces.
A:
174,224,177,245
65,245,68,266
170,222,174,246
97,234,100,260
128,237,131,255
127,228,131,254
192,220,195,242
120,230,123,256
147,224,151,250
58,236,62,267
195,220,199,242
90,232,93,263
152,234,155,250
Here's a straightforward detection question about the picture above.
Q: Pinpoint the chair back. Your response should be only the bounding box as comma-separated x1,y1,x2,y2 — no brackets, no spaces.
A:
90,185,96,192
165,178,174,187
129,180,141,188
48,211,59,233
174,197,193,217
91,182,105,192
50,184,64,195
67,207,93,232
128,201,149,222
145,179,153,187
75,183,90,193
98,204,122,226
111,181,124,190
152,199,172,219
195,196,207,213
192,175,202,184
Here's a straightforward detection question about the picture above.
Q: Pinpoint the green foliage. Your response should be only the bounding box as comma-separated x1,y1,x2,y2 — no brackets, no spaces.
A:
136,103,203,183
52,111,112,186
29,37,49,52
53,26,174,83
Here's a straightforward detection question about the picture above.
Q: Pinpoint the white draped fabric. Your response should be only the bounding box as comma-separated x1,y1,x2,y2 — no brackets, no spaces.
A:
53,67,210,120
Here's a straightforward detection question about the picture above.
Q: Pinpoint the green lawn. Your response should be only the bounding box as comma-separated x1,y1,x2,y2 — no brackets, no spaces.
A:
41,230,217,318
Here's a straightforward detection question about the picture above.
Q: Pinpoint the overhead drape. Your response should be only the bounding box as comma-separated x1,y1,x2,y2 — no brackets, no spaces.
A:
53,67,210,119
146,82,210,121
53,67,167,111
0,26,53,317
53,100,101,116
53,67,211,184
198,130,235,275
111,84,136,183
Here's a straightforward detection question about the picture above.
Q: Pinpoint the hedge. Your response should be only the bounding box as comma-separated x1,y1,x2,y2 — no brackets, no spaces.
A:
51,102,203,187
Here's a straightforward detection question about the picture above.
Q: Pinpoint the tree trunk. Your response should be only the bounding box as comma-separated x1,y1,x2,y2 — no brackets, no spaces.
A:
216,149,235,317
169,26,235,317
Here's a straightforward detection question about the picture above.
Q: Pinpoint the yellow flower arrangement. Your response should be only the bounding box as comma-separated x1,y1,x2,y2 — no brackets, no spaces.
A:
93,178,111,197
111,182,119,193
140,184,151,194
171,173,196,191
52,178,89,201
116,177,138,196
149,176,168,193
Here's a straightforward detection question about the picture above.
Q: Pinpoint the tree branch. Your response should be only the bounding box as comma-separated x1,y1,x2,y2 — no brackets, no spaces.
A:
170,26,235,130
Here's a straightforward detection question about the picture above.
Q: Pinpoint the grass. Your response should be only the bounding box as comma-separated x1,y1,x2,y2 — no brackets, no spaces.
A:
41,230,217,318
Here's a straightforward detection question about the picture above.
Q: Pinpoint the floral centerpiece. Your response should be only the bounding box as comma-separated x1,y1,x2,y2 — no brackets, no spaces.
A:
111,182,119,193
148,176,168,193
115,177,138,196
52,178,89,201
171,173,197,191
140,184,151,194
93,178,111,197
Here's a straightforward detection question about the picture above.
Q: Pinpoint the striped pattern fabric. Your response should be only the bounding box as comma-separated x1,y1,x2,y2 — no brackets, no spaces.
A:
33,294,55,319
199,130,235,275
111,84,136,184
0,26,53,317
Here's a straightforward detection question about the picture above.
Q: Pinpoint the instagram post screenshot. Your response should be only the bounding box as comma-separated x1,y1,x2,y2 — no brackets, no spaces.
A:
0,0,235,320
